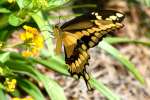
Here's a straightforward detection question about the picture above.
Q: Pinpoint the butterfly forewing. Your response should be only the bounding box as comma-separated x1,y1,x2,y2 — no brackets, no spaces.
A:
55,10,125,90
61,10,124,31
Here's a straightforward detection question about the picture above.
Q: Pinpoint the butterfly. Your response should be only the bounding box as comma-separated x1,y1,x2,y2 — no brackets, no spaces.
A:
53,10,125,90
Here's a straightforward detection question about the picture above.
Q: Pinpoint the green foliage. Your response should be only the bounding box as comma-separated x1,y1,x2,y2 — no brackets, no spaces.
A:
128,0,150,6
0,52,10,63
0,89,7,100
138,0,150,6
17,79,45,100
8,14,25,26
0,8,11,13
99,40,145,84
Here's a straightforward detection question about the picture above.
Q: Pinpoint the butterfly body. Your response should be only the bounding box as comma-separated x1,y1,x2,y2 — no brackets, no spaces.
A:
54,10,125,90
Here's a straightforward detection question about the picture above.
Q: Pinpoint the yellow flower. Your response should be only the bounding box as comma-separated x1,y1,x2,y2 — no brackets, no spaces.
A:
4,78,17,92
20,32,34,41
19,25,44,57
23,25,39,35
12,98,20,100
22,97,34,100
22,50,33,57
32,36,44,48
0,42,3,49
12,97,34,100
8,0,15,3
35,0,48,8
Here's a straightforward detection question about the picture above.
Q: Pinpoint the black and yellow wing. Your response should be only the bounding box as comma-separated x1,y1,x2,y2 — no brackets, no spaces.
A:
54,10,125,90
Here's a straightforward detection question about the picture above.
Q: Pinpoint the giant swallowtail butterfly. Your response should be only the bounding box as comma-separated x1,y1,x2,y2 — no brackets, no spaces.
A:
54,10,125,90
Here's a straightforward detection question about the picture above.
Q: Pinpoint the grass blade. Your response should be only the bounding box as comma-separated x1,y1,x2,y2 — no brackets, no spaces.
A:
5,60,67,100
32,56,70,76
17,79,45,100
0,89,7,100
0,52,10,63
98,40,145,84
104,37,150,46
90,78,120,100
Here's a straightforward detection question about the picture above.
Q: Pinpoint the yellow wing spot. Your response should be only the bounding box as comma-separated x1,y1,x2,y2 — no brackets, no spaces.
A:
95,32,102,38
106,24,114,29
92,27,101,32
96,15,102,20
101,31,107,35
106,28,112,32
75,32,83,39
75,60,79,67
75,60,80,72
78,58,82,65
79,54,85,61
71,63,76,72
91,36,98,43
82,30,90,36
87,29,95,33
115,23,123,28
91,12,95,15
82,51,88,59
116,13,123,18
106,18,113,21
94,20,102,26
109,15,117,20
88,41,95,47
98,25,107,31
104,24,116,30
95,12,98,16
111,26,117,30
110,24,116,27
81,44,87,50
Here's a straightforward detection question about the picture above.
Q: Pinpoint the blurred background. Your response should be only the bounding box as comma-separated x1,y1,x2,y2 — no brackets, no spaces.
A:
0,0,150,100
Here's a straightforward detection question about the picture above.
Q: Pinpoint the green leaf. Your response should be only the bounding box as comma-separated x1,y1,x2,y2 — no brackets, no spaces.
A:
5,60,38,80
17,79,45,100
98,40,145,84
8,14,24,26
31,12,54,56
138,0,150,7
10,89,21,97
32,56,69,76
104,37,150,46
5,60,67,100
0,8,11,13
0,52,10,63
89,78,120,100
36,73,67,100
0,15,9,30
47,0,71,9
22,0,32,8
0,30,9,41
0,0,5,5
0,89,7,100
16,0,25,9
